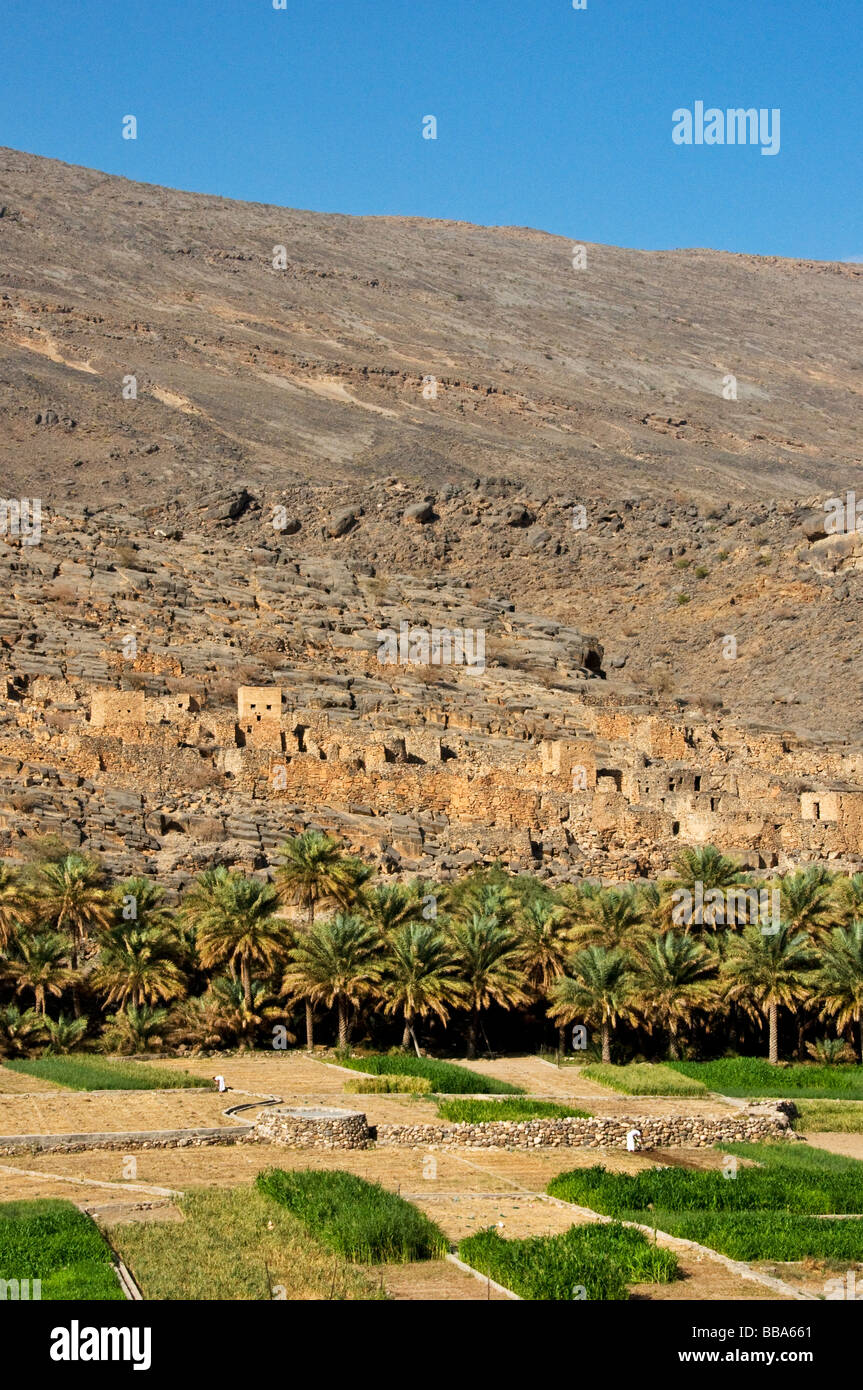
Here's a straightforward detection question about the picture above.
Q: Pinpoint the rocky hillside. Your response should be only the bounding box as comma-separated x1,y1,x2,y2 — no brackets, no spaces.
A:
1,147,862,883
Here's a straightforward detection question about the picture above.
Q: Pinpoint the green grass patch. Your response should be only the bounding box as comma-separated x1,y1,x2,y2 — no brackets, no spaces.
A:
547,1160,863,1215
332,1054,522,1094
645,1211,863,1262
718,1140,863,1175
436,1098,591,1123
458,1222,678,1300
549,1155,863,1263
788,1100,863,1133
343,1074,433,1095
668,1058,863,1099
0,1199,123,1300
583,1062,706,1096
3,1055,209,1091
256,1168,447,1263
113,1188,381,1300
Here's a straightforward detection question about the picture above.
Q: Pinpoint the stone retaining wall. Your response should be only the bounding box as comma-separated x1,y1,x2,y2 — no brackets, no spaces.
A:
0,1125,252,1156
375,1105,795,1151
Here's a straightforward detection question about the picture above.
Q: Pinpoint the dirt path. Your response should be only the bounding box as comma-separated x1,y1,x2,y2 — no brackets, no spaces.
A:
370,1260,512,1301
801,1131,863,1161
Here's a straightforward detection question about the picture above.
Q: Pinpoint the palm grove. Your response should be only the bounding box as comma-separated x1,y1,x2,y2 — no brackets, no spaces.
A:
1,838,863,1066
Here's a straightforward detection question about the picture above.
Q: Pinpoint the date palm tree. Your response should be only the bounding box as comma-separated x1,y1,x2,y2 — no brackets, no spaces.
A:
6,929,74,1015
102,1004,170,1054
446,913,528,1058
362,881,425,938
454,874,519,931
276,832,361,1049
631,932,719,1059
111,876,178,933
93,923,187,1012
515,899,574,1052
30,853,113,1014
0,1003,43,1058
666,844,744,932
193,872,287,1009
778,866,839,939
837,873,863,928
0,863,25,948
42,1012,88,1054
547,946,636,1063
381,921,465,1054
573,886,646,950
206,976,282,1049
815,922,863,1062
723,924,814,1063
281,913,383,1050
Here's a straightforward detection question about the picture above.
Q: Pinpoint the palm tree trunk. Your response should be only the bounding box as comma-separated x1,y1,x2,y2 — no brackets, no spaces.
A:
466,1007,478,1060
70,943,81,1018
304,896,315,1051
768,1003,779,1063
410,1023,422,1059
241,957,252,1009
337,997,348,1051
402,1018,411,1049
668,1023,679,1060
558,1024,566,1056
601,1019,611,1063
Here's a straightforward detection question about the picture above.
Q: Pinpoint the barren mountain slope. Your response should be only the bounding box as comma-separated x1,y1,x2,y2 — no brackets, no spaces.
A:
0,149,862,882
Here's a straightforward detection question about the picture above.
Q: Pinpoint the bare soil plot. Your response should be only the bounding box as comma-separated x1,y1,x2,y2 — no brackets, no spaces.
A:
0,1089,250,1134
800,1132,863,1163
0,1066,64,1094
451,1056,615,1099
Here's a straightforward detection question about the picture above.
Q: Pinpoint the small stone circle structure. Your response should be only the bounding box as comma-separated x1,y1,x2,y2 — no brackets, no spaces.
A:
252,1105,372,1149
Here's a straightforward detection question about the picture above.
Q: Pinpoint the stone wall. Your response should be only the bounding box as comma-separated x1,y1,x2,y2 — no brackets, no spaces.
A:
249,1102,794,1152
375,1104,795,1151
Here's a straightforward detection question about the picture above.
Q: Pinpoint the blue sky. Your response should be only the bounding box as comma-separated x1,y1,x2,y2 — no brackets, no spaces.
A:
1,0,860,258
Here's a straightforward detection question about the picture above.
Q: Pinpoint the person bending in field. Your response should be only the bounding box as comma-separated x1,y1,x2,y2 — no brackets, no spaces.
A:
213,1074,228,1093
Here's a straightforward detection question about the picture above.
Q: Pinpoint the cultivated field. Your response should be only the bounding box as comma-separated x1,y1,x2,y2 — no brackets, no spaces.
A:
3,1051,859,1301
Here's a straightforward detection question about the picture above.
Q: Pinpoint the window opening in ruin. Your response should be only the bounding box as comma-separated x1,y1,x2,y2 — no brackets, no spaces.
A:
671,821,680,836
694,776,701,791
812,802,820,821
597,768,622,792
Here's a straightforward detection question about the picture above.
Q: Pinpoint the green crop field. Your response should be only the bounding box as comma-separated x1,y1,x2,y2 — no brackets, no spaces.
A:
332,1054,522,1094
435,1097,590,1122
668,1059,863,1099
0,1199,123,1300
256,1168,448,1263
459,1221,678,1300
114,1188,382,1300
583,1062,707,1096
3,1055,209,1091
